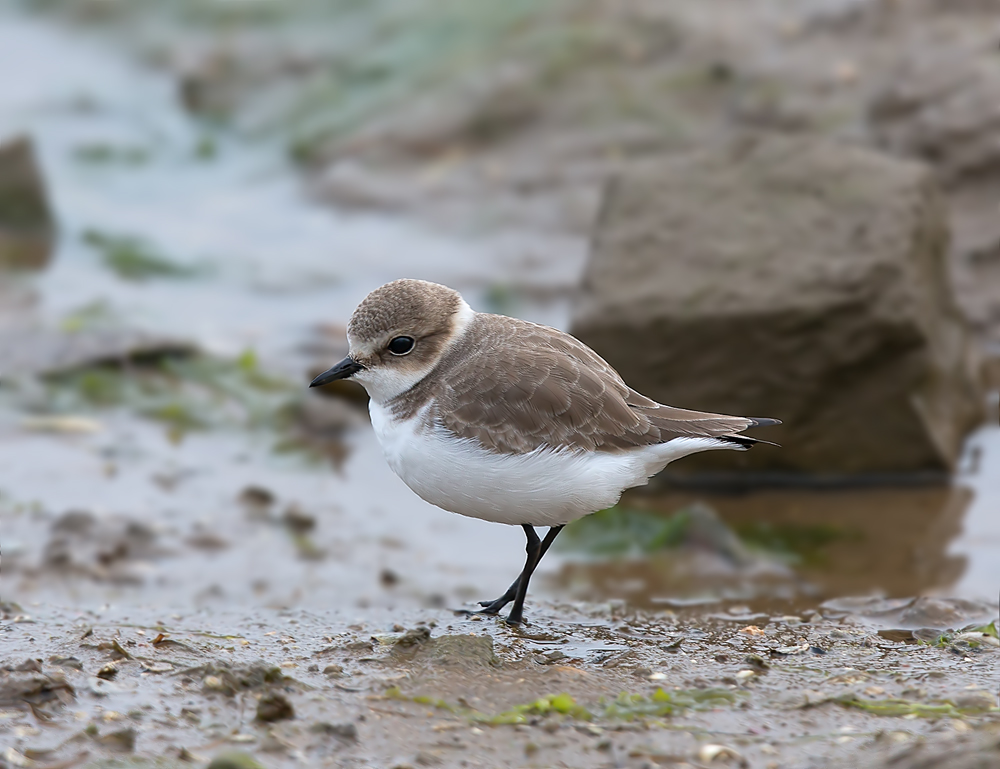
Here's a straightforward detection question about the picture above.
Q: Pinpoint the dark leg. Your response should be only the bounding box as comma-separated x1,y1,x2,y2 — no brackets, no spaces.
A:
505,525,565,624
502,524,540,625
477,525,563,616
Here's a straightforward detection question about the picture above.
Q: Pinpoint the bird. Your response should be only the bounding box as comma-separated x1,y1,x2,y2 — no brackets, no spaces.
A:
310,279,779,625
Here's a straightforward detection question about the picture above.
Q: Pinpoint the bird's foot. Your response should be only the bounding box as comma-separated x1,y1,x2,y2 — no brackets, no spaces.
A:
477,597,509,614
452,596,509,618
451,608,528,626
503,609,526,626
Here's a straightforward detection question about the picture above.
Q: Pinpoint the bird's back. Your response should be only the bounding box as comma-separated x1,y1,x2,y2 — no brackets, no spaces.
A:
387,312,769,456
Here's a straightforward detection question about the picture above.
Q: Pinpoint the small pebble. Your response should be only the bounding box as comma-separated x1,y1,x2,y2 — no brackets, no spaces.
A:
256,692,294,722
208,753,267,769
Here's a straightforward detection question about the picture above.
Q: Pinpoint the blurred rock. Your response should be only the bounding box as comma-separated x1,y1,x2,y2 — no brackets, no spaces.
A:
179,49,243,116
255,691,294,722
360,64,541,156
238,485,275,509
572,135,985,478
184,525,229,551
281,504,315,534
0,668,74,712
194,662,299,697
207,753,268,769
391,630,498,669
983,351,1000,391
309,721,358,741
96,727,137,752
869,46,1000,183
821,595,996,630
380,567,400,587
42,509,164,583
0,327,194,380
853,727,1000,769
898,597,995,629
177,41,323,118
0,135,55,270
674,503,754,567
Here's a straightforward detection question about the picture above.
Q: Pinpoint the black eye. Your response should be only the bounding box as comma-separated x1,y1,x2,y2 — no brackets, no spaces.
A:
387,336,415,355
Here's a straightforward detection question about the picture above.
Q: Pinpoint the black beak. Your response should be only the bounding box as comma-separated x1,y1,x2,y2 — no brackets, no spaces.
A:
310,356,363,387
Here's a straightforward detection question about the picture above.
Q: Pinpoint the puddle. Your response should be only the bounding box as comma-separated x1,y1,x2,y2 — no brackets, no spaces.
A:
551,421,1000,613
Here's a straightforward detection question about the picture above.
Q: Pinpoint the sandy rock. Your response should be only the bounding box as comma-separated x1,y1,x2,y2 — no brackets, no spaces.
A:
206,753,267,769
821,595,995,630
419,635,499,668
345,63,541,157
391,630,498,669
0,135,55,270
309,721,358,741
572,135,984,478
984,352,1000,390
96,727,138,752
0,668,75,710
870,45,1000,183
898,597,995,629
193,662,298,697
853,727,1000,769
255,692,294,722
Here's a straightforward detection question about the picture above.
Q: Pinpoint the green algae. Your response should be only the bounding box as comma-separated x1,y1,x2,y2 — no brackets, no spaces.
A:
83,229,205,281
385,686,740,726
42,348,298,440
837,695,1000,718
601,687,739,720
556,505,695,557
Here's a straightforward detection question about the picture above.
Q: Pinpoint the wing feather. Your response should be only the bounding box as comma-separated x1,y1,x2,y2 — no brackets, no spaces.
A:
416,314,775,455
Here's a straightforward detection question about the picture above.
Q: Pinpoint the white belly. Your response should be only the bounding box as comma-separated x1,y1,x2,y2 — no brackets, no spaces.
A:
369,401,733,527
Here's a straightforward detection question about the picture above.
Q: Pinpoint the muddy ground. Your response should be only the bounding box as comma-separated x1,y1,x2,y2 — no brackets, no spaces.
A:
3,598,999,769
2,1,1000,767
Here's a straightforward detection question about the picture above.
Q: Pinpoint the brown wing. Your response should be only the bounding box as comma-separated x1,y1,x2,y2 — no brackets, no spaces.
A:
427,315,771,455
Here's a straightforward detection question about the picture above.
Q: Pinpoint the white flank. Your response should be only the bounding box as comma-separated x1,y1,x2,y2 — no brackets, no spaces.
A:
370,402,741,527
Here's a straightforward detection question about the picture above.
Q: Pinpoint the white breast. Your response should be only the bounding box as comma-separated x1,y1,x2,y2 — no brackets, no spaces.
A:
369,401,735,527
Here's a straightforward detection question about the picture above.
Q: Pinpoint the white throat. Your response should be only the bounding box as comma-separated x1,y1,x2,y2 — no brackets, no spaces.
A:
352,298,476,405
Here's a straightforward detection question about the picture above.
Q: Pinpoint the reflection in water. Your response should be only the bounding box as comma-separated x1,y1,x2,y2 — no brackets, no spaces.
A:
949,421,1000,602
552,483,973,612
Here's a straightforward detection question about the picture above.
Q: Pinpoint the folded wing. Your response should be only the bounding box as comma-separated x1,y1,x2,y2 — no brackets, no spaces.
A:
429,315,778,455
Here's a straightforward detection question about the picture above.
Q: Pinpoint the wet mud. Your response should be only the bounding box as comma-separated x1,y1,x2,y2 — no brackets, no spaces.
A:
2,600,998,769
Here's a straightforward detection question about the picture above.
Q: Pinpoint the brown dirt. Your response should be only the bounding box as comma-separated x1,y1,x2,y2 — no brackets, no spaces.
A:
2,599,998,769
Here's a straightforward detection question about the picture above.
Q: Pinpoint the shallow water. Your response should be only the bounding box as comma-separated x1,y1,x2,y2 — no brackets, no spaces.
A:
1,9,998,625
557,421,1000,612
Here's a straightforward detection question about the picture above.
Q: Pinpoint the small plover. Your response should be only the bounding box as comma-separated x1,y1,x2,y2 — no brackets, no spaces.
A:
311,279,779,624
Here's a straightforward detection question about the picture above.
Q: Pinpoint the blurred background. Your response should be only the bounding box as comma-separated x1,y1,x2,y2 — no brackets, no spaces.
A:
2,0,999,621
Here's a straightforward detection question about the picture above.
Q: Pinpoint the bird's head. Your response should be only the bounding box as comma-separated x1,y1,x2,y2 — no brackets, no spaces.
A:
310,278,474,403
